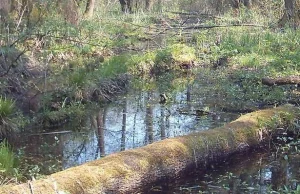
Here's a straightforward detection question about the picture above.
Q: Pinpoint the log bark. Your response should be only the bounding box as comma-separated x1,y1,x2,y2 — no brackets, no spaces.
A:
262,76,300,86
0,104,299,194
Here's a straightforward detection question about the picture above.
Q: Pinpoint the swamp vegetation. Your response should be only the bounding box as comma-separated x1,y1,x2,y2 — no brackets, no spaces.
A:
0,0,300,193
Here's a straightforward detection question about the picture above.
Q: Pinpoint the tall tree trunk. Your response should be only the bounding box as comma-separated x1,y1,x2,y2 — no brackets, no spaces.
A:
59,0,79,25
84,0,96,19
0,0,10,15
119,0,131,12
157,0,162,12
243,0,252,8
145,0,153,11
231,0,240,8
279,0,300,28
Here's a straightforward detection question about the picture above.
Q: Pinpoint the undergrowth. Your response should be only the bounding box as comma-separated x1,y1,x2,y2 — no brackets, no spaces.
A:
0,0,299,184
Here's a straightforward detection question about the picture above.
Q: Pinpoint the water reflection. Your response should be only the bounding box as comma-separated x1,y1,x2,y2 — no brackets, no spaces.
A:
146,91,154,144
18,88,236,171
120,99,127,151
15,83,300,192
149,150,300,193
96,108,105,157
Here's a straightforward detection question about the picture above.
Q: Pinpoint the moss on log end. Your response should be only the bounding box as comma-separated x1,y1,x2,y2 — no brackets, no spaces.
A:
0,104,299,193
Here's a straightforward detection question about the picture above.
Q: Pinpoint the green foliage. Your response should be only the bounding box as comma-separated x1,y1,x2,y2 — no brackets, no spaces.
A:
156,44,196,64
190,26,300,111
1,0,300,186
40,103,85,128
0,140,16,177
155,49,173,65
219,28,300,76
68,70,87,88
0,98,14,120
238,53,260,68
100,55,131,78
0,97,19,140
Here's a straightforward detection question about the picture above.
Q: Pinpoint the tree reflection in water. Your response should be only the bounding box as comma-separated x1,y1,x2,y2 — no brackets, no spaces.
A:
18,89,238,172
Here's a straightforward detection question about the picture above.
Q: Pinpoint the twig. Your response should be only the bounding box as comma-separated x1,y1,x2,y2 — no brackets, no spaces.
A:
0,48,27,77
28,181,34,194
177,23,266,30
167,11,222,19
193,149,198,168
28,130,72,136
16,5,27,31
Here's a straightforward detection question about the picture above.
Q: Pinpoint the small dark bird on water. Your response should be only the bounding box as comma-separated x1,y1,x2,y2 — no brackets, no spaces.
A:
159,93,168,104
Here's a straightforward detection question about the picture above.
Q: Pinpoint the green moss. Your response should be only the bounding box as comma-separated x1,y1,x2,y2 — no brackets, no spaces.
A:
155,43,196,65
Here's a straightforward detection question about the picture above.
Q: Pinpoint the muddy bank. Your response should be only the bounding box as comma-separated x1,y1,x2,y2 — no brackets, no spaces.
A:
0,104,298,193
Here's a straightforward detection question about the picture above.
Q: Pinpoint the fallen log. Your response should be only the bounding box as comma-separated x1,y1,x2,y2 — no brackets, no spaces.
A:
0,104,299,194
262,76,300,86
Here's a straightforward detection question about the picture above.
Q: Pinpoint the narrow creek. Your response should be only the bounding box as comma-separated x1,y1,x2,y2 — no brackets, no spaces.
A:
14,68,300,192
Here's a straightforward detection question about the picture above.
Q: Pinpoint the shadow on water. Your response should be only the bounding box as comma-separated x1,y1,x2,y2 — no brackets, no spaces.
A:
146,149,300,194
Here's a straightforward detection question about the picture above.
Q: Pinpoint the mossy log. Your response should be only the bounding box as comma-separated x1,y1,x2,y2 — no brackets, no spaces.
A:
0,104,299,194
262,76,300,86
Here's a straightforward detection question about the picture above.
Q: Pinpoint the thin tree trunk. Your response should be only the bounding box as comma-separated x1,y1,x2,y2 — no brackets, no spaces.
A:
146,91,154,144
84,0,96,19
121,99,127,151
145,0,153,11
231,0,240,8
243,0,252,8
160,106,166,140
119,0,131,12
96,109,105,157
279,0,300,28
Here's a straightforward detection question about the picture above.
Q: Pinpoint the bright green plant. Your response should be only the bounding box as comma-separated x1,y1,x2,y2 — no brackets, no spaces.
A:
155,44,196,64
0,97,16,138
0,140,16,177
0,98,14,120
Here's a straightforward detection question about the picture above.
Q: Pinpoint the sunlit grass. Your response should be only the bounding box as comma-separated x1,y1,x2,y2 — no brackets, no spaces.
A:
0,98,14,120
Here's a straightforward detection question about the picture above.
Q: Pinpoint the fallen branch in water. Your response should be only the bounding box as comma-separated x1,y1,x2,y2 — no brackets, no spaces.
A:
28,130,72,136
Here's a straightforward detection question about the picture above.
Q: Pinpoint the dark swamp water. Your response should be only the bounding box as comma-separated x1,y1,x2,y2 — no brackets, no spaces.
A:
14,70,300,193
